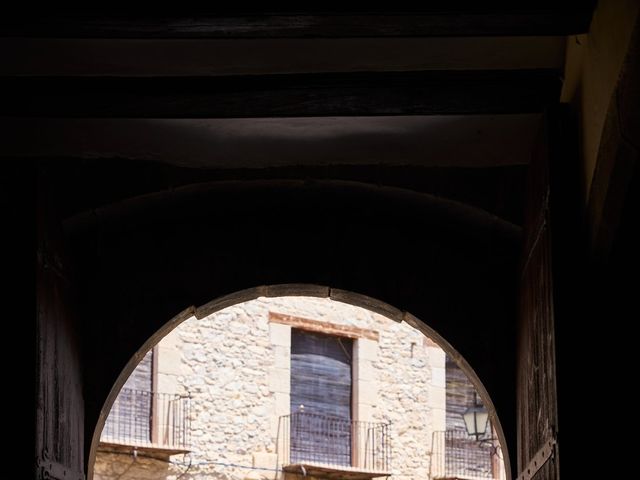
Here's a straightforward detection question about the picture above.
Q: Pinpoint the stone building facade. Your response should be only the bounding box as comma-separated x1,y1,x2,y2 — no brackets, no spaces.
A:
94,296,478,480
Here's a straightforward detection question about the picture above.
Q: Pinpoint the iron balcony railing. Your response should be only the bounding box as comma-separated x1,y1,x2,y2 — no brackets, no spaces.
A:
101,388,191,450
277,412,391,473
431,430,499,480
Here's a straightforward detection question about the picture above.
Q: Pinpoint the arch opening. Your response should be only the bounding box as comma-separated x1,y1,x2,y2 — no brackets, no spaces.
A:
89,286,512,480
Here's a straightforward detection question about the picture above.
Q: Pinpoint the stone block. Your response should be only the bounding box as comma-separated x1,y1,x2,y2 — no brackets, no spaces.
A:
269,323,291,347
431,366,445,388
273,345,290,369
355,379,378,406
427,345,446,368
274,392,290,417
268,368,290,393
270,414,283,440
428,386,446,410
253,452,278,469
355,403,375,422
430,407,446,432
160,329,181,348
356,338,379,361
156,373,178,394
156,345,183,376
245,470,273,480
354,359,375,382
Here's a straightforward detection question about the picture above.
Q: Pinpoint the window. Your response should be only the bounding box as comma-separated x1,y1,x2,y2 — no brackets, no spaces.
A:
103,349,154,444
100,346,190,451
290,329,353,466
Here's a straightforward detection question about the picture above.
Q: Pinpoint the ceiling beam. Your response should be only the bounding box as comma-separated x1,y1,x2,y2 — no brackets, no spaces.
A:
0,37,566,77
1,70,561,118
1,9,596,38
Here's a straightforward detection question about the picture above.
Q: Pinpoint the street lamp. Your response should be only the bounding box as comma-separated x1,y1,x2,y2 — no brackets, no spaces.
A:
462,393,489,440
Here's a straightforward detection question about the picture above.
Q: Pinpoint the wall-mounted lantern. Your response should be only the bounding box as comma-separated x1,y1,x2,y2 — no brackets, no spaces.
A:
462,393,489,440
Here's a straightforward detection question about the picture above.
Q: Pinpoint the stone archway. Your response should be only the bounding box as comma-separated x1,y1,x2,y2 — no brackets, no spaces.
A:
88,285,513,480
65,181,520,477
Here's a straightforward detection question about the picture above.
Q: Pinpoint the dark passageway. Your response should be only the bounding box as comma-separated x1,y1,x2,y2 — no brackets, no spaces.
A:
9,3,640,479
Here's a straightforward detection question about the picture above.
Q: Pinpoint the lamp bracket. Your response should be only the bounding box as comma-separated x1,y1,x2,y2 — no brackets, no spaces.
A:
515,436,557,480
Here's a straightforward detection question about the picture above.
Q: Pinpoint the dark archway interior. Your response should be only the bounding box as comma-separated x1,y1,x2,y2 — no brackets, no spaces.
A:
20,4,640,480
51,159,523,473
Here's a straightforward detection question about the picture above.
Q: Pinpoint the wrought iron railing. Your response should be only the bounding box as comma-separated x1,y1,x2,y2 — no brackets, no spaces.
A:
431,430,498,480
277,412,391,473
101,388,190,450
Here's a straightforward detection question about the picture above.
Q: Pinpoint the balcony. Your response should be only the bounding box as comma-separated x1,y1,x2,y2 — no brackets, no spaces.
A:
100,388,191,456
430,430,502,480
277,412,391,480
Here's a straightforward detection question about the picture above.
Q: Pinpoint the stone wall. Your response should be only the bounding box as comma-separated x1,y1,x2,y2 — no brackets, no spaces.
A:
94,296,446,480
93,450,171,480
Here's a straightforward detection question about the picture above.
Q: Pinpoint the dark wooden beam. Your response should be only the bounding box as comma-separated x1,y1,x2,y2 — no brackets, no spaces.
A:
1,70,561,118
1,8,596,38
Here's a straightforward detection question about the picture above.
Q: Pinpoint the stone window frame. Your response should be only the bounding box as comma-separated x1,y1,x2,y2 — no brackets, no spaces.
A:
268,311,380,442
149,340,184,447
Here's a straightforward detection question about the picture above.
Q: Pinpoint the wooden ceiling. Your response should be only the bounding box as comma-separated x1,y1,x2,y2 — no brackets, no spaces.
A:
1,5,597,226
